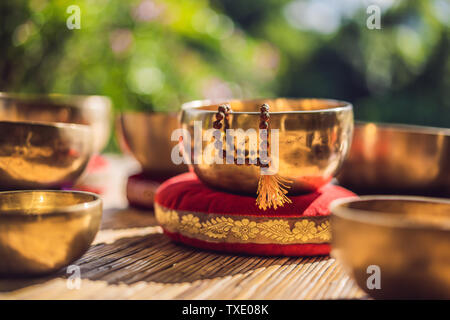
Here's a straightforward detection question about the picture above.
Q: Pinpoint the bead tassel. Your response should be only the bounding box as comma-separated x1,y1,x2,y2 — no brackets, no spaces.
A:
255,103,292,211
256,174,292,210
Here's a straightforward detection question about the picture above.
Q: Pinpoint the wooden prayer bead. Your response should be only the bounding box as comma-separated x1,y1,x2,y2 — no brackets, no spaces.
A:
259,121,268,129
215,112,224,121
218,105,227,113
260,104,269,112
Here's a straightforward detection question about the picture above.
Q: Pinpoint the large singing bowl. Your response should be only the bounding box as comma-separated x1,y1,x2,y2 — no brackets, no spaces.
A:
117,112,188,177
331,196,450,299
0,121,93,190
0,93,112,153
181,98,354,194
337,122,450,196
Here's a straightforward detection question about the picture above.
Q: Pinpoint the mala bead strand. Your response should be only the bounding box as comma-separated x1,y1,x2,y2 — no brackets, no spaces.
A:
212,104,232,161
258,104,270,167
211,102,292,210
223,105,231,130
213,105,228,153
213,114,223,130
255,103,292,210
223,106,234,162
213,104,230,130
223,105,233,163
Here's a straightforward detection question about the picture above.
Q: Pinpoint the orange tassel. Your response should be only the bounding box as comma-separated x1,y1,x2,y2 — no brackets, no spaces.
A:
256,174,292,210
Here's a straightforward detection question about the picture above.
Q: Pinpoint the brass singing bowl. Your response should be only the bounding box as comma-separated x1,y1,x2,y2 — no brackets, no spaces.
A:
338,122,450,196
0,92,112,153
117,112,188,177
331,196,450,299
181,98,354,194
0,190,102,276
0,121,93,190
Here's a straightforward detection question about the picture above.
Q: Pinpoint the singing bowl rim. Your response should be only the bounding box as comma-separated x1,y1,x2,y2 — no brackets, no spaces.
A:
330,195,450,231
354,120,450,136
0,190,102,217
181,97,353,115
119,110,181,120
0,119,93,132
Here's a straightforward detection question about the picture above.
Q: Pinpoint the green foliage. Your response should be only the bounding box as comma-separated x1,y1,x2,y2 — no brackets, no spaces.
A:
0,0,275,113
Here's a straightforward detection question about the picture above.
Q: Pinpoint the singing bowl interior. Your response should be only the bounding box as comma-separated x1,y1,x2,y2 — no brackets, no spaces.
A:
0,190,102,276
331,196,450,299
0,92,112,153
337,122,450,196
0,121,93,190
181,98,354,194
118,112,188,176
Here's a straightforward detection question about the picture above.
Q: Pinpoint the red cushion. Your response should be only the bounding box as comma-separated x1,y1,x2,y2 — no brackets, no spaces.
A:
126,173,165,209
155,172,356,256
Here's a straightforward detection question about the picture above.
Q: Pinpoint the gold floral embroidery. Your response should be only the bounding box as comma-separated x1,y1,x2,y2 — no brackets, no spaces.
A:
231,219,259,240
181,214,202,233
155,204,331,244
201,217,234,239
292,220,317,241
155,208,179,227
316,221,331,241
259,219,295,242
163,210,179,229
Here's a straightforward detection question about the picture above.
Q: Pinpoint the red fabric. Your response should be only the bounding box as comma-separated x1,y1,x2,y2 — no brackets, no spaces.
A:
163,229,331,257
67,184,104,195
155,172,355,218
86,154,109,172
126,173,163,209
129,172,171,184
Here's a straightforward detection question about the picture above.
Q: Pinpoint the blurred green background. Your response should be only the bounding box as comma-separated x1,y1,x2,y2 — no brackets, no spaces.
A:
0,0,449,150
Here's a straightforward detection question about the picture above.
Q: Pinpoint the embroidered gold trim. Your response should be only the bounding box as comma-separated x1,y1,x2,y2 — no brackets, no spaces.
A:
155,204,331,245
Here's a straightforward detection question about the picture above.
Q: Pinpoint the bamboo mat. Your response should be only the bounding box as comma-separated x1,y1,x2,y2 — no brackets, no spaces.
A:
0,155,367,300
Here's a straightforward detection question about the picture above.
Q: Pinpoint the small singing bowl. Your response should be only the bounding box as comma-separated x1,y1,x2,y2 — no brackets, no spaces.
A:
117,112,188,177
0,92,112,153
181,98,354,194
0,121,93,190
337,122,450,196
331,196,450,299
0,190,102,276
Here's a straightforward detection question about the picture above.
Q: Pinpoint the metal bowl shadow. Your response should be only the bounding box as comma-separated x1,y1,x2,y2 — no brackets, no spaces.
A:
0,121,93,190
181,98,354,195
0,190,102,276
331,195,450,299
0,92,112,153
337,122,450,196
